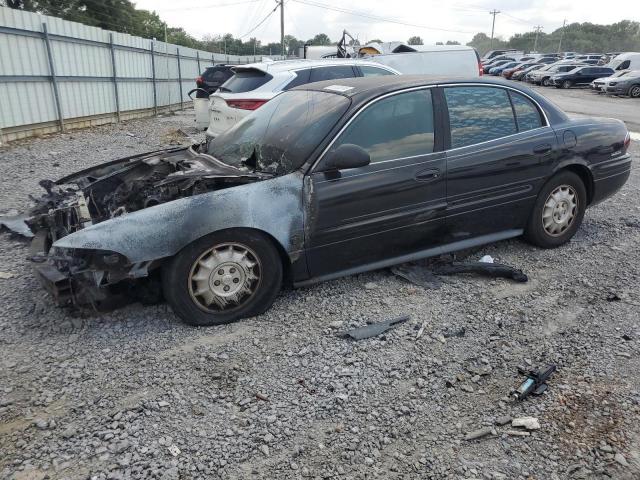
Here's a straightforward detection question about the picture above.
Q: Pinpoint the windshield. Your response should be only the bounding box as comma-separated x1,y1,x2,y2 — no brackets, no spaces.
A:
221,69,273,93
207,90,350,175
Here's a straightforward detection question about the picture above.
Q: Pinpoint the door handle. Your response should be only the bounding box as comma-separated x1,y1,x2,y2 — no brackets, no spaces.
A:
415,168,441,182
533,144,552,155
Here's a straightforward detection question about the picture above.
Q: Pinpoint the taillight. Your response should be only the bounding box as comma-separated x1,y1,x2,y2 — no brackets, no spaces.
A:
196,76,203,85
225,99,268,110
624,132,631,150
478,61,483,76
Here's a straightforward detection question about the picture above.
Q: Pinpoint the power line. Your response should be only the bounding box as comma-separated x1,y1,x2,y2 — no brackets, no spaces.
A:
239,2,280,38
156,0,262,12
291,0,475,34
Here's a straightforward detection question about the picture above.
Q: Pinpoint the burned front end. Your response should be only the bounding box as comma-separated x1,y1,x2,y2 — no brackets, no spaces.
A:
17,146,268,309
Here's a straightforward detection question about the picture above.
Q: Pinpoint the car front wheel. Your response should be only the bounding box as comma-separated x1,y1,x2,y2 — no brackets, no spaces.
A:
524,171,587,248
162,230,283,326
629,85,640,98
562,80,572,89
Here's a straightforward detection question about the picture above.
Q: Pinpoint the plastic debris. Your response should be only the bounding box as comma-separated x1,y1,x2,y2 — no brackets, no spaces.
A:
342,315,409,340
479,255,494,263
512,365,556,400
512,417,541,430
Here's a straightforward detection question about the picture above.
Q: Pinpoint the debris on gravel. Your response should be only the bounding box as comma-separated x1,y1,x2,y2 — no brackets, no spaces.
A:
1,111,640,479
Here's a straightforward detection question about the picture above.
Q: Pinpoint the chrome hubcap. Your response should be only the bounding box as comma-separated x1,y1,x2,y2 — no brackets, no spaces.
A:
188,243,260,311
542,185,578,236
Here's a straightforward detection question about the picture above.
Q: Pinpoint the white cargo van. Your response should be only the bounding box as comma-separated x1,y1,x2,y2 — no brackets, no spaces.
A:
607,52,640,71
360,44,482,77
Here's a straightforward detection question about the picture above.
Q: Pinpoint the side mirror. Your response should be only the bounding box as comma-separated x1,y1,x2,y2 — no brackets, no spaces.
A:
317,144,371,172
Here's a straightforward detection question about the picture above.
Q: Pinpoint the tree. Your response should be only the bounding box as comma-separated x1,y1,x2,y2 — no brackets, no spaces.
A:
307,33,331,46
408,36,423,45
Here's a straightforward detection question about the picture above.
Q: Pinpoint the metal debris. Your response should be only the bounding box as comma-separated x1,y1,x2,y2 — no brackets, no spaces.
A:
512,365,556,400
433,262,528,282
0,213,34,238
342,315,409,340
392,259,528,287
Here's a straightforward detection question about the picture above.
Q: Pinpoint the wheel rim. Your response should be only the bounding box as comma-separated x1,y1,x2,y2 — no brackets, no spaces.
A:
542,185,579,237
563,81,571,89
631,86,640,98
188,243,261,312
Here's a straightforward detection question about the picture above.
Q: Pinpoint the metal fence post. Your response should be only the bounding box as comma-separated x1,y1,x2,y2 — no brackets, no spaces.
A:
176,48,183,110
42,22,64,132
109,33,121,122
211,53,214,66
150,40,158,116
196,51,201,73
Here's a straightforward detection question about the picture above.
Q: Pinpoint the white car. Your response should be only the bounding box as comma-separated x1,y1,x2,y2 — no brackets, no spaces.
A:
206,59,399,140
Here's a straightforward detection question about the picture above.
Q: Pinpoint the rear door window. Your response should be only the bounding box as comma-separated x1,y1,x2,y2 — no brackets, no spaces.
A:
444,86,517,149
359,66,395,77
310,65,357,83
509,92,543,132
329,89,435,163
221,70,273,93
284,69,311,90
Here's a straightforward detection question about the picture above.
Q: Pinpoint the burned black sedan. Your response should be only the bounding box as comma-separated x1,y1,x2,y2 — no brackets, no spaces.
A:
9,76,632,326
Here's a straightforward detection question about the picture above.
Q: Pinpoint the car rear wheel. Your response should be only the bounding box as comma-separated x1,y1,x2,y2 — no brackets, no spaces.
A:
562,80,572,89
542,78,551,86
162,230,283,326
630,85,640,98
524,171,587,249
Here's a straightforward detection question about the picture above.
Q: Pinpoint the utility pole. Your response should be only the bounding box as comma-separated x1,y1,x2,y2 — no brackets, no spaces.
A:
557,19,567,53
280,0,285,57
489,9,500,49
533,25,543,52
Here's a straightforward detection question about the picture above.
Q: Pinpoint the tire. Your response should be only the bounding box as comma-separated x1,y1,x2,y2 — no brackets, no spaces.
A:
542,77,550,86
162,229,283,326
524,171,587,249
562,80,572,89
629,85,640,98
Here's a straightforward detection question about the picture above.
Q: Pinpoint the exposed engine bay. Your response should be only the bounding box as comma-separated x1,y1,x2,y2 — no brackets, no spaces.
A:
25,145,268,244
1,145,271,309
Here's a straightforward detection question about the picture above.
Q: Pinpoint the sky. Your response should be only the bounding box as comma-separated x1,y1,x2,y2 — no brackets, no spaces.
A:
134,0,640,45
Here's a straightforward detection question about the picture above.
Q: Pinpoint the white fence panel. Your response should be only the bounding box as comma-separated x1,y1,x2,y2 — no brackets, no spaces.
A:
0,7,283,141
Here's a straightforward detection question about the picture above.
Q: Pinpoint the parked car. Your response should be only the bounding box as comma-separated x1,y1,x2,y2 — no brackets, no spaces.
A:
362,45,483,77
502,62,539,79
481,49,522,61
605,70,640,97
194,65,235,98
489,61,521,75
531,64,586,86
206,59,400,139
552,66,615,88
512,64,544,81
18,76,631,326
483,59,514,74
590,70,632,92
606,52,640,71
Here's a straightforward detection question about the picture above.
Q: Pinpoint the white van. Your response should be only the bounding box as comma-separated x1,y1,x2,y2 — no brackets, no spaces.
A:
607,52,640,71
361,44,482,77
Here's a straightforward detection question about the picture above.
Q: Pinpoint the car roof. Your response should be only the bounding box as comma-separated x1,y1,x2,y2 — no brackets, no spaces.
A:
292,75,569,126
294,75,518,98
232,58,394,73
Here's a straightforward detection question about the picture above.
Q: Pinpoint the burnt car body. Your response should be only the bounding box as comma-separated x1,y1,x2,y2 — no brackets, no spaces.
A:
10,76,632,326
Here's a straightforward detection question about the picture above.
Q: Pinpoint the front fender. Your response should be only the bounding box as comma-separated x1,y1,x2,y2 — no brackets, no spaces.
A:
53,172,305,263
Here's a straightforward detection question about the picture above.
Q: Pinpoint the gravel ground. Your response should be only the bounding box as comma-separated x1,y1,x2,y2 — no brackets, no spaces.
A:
1,104,640,480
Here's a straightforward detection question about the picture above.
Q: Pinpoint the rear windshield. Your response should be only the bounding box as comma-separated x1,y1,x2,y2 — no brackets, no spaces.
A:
221,69,273,93
203,67,233,83
207,90,350,175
